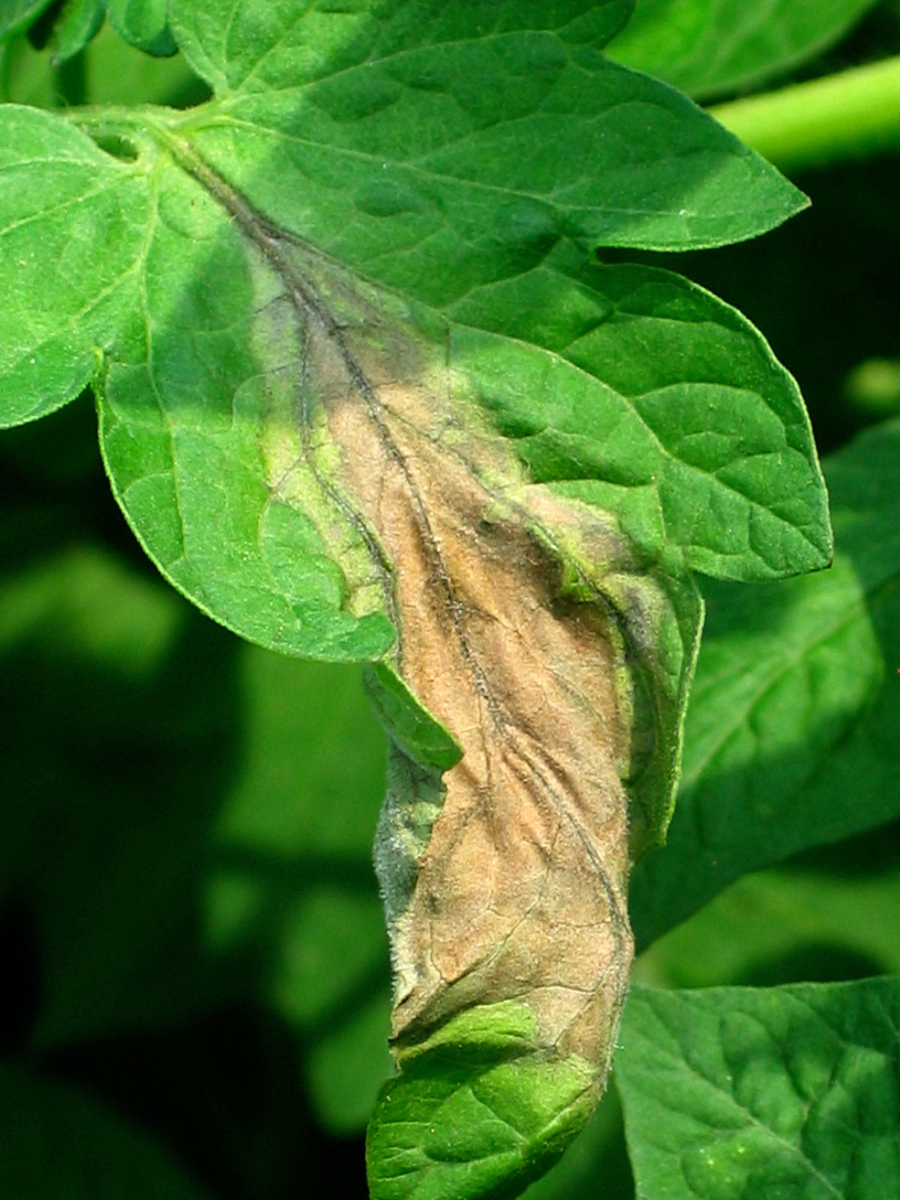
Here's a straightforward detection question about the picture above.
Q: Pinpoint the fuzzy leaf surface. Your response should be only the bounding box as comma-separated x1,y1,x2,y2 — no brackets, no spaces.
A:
631,418,900,949
617,980,900,1199
608,0,879,100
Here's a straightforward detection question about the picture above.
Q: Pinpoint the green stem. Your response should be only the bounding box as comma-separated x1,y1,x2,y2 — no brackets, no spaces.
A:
708,55,900,173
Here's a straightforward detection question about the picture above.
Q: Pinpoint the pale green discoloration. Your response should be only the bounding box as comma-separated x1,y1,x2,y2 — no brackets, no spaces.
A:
251,291,393,626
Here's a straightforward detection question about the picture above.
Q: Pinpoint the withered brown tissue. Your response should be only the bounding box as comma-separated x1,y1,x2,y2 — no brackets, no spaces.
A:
316,314,638,1078
163,147,643,1081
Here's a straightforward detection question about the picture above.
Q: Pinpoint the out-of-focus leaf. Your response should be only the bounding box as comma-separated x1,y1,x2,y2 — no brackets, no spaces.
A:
78,17,208,106
617,979,900,1199
0,538,390,1136
608,0,880,101
107,0,177,55
0,544,236,1047
49,0,106,63
637,856,900,990
202,647,392,1132
0,0,53,41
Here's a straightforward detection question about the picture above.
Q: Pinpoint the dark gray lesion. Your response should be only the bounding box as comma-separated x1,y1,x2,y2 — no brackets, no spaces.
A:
374,747,446,932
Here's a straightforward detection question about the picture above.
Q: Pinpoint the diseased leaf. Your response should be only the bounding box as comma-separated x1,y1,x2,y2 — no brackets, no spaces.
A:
0,3,833,1196
617,980,900,1200
608,0,879,101
112,131,701,1193
86,117,825,664
631,418,900,949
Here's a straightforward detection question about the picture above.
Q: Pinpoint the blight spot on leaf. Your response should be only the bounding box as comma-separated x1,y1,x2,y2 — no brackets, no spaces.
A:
166,139,684,1197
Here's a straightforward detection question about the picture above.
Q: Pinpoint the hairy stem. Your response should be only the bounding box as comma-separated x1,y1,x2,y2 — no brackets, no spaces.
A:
709,55,900,172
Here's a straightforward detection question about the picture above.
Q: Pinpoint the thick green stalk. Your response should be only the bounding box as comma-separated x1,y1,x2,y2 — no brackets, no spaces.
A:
709,55,900,172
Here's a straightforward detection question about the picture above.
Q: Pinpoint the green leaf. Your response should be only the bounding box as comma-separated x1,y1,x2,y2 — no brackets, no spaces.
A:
94,146,397,662
631,418,900,949
0,0,52,41
170,0,806,262
367,1002,598,1200
518,1088,632,1200
0,1064,209,1198
170,0,634,95
608,0,880,101
617,979,900,1199
364,662,463,773
49,0,106,63
0,5,832,1194
638,856,900,991
0,2,822,661
108,0,178,56
447,248,831,581
0,105,147,428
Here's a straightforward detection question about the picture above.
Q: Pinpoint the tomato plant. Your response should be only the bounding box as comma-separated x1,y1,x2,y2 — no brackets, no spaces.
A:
1,3,898,1198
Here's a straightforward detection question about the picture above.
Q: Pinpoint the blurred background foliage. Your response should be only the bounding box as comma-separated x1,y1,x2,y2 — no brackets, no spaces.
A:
1,4,899,1198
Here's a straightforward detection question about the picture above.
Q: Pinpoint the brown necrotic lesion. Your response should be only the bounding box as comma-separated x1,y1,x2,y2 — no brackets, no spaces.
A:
184,143,640,1075
322,334,637,1073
